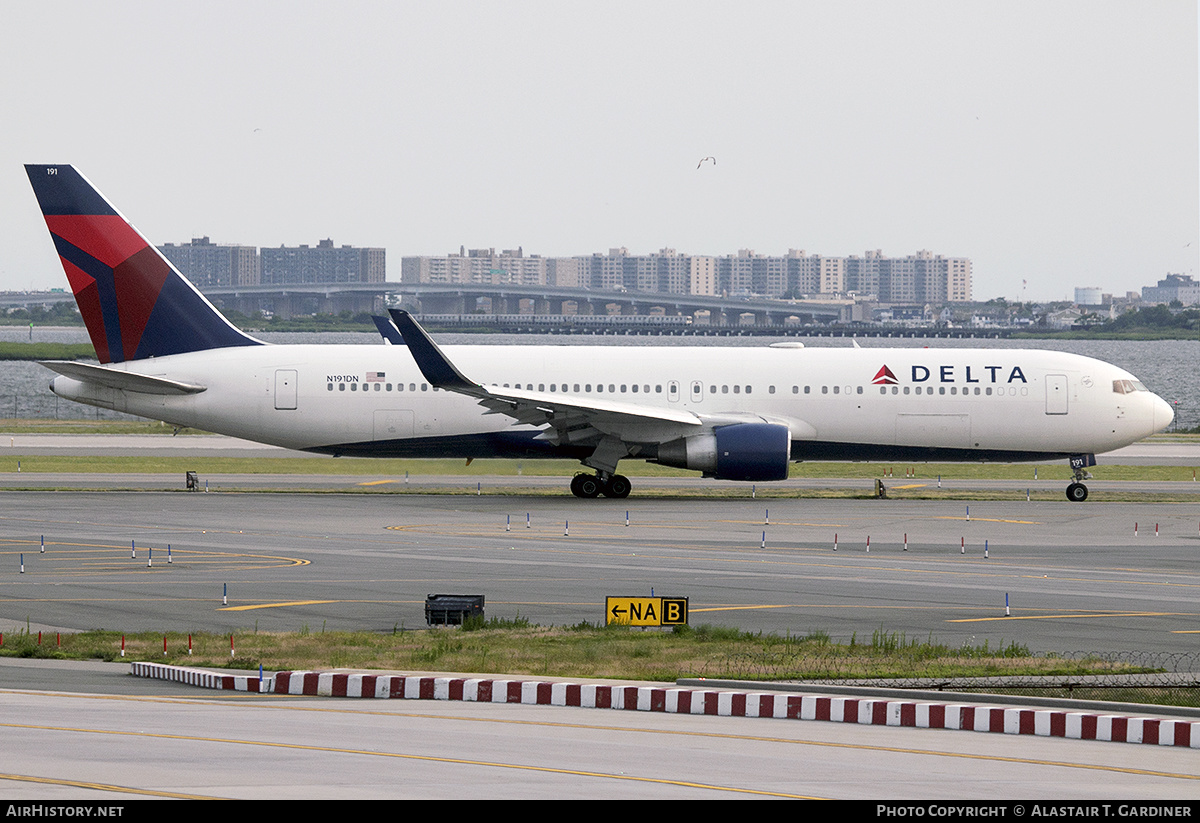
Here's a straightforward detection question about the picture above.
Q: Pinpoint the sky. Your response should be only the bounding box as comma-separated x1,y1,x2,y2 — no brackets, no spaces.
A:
1,1,1196,303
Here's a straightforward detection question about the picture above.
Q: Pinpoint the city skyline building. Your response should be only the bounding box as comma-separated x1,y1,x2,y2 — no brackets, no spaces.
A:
159,237,385,288
402,246,972,303
159,236,259,288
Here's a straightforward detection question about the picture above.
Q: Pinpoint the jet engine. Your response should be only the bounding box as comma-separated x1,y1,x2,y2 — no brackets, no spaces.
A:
653,422,791,481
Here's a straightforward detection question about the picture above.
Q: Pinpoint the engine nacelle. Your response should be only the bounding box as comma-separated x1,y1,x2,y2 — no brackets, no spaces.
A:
654,422,791,481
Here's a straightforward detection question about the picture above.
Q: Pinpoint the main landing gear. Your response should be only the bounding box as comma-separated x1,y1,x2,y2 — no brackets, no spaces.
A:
570,472,631,499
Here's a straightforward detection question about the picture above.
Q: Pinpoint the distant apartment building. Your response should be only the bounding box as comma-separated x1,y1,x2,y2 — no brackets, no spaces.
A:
843,250,971,303
160,237,384,288
1142,273,1200,306
576,248,717,295
261,239,385,285
158,237,259,288
400,246,546,286
401,246,970,303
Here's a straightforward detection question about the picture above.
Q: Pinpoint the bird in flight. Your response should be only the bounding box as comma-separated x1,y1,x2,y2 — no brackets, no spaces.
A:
696,156,716,169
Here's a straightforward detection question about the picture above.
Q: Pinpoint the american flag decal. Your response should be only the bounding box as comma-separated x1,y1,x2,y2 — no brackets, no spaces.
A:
366,372,385,382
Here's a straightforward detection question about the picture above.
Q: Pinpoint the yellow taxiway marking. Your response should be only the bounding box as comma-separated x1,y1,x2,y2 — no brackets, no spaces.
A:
5,695,1197,787
0,720,814,799
0,771,217,799
358,479,398,486
719,521,848,528
949,612,1180,623
934,516,1042,525
888,483,928,489
219,600,340,612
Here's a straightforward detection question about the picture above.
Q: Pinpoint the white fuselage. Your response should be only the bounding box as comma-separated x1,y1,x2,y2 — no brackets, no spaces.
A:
48,343,1172,462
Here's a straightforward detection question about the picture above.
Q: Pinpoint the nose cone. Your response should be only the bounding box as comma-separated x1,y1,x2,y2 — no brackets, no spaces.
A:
1152,394,1174,433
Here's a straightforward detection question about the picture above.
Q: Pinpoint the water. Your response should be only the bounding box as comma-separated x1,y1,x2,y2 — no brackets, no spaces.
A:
2,326,1197,430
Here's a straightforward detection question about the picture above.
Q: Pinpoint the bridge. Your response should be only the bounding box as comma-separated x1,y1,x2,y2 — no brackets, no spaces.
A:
199,282,852,325
1,284,853,326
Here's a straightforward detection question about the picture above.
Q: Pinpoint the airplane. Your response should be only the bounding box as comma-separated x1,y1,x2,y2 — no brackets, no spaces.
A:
24,164,1174,501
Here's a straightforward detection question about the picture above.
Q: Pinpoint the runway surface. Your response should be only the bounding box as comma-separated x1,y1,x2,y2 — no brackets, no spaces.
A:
1,659,1198,800
2,490,1199,656
4,463,1200,799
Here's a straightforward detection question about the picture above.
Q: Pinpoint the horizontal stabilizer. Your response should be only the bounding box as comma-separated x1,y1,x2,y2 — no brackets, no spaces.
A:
39,360,206,395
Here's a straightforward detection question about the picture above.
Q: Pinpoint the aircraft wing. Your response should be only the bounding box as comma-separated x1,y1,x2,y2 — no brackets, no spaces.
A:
388,310,703,453
39,360,207,395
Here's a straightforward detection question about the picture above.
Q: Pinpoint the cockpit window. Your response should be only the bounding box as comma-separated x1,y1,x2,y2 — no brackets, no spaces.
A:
1112,379,1148,394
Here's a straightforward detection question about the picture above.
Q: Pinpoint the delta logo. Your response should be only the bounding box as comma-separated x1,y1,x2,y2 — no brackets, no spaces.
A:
870,364,1030,385
872,365,898,385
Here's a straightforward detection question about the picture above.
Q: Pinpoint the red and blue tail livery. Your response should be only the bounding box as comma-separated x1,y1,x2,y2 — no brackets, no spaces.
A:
24,165,259,363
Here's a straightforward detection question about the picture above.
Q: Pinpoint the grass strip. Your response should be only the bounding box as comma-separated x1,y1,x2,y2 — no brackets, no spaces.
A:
0,623,1156,687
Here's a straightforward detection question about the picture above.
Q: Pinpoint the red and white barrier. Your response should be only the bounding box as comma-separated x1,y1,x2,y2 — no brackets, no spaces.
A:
129,663,1200,749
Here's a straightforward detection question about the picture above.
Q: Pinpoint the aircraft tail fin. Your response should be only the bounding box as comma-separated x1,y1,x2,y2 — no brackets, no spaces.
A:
24,165,261,364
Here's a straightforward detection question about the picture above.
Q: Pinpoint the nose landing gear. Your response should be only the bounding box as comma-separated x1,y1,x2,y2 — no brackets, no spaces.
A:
1065,453,1096,502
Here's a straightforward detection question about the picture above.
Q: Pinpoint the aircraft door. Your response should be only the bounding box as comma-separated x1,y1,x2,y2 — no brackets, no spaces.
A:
274,369,298,410
1045,374,1068,415
668,381,680,402
690,381,704,402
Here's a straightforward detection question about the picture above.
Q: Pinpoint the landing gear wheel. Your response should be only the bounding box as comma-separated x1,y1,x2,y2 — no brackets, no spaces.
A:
602,474,632,499
1066,482,1089,502
571,473,602,498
